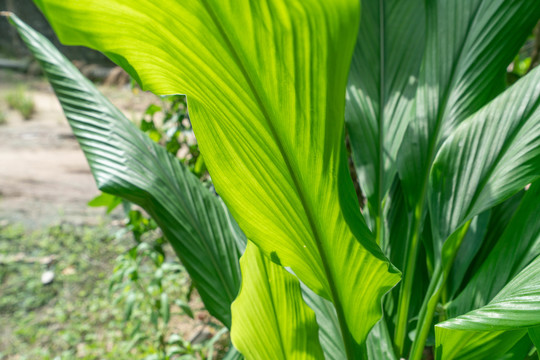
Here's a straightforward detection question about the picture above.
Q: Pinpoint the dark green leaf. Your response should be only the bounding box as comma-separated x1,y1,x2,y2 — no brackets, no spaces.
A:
8,13,245,328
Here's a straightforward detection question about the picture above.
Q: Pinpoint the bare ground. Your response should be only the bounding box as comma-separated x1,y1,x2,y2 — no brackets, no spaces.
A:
0,70,159,228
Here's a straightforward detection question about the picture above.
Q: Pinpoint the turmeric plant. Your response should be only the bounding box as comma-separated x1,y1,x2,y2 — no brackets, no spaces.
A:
5,0,540,358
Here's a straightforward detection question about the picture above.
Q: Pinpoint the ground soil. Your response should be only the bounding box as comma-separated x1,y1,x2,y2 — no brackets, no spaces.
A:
0,70,159,228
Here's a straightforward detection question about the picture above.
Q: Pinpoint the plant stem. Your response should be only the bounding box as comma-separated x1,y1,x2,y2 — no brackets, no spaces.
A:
393,202,423,356
375,214,383,245
409,221,472,360
409,264,443,360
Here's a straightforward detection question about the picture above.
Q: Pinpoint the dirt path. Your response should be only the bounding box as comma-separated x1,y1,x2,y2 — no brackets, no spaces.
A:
0,70,158,228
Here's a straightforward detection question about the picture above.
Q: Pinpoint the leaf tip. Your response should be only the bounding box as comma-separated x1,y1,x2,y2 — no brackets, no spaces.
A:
0,11,12,17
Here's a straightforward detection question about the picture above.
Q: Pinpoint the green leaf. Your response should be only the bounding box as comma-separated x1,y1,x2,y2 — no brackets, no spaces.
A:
345,0,425,223
32,0,400,348
435,255,540,359
446,211,489,298
87,192,122,214
528,326,540,356
7,13,244,328
392,4,539,355
435,329,527,360
399,0,540,209
366,319,398,360
300,283,346,360
161,292,170,325
464,190,524,279
448,180,540,318
430,66,540,249
231,242,324,360
497,335,534,360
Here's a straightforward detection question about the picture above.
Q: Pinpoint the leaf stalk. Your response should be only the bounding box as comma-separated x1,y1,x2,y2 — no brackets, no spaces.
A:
409,221,472,360
393,202,423,356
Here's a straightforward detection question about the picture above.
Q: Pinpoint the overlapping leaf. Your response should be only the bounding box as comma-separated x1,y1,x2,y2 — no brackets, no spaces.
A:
32,0,400,349
436,255,540,359
399,0,540,208
231,242,324,360
345,0,425,222
7,13,245,328
448,180,540,318
430,67,540,248
381,3,540,355
300,284,346,360
464,190,524,279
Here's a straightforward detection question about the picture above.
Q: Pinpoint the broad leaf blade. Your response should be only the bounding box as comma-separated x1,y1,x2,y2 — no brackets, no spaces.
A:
398,0,540,208
448,180,540,318
231,242,324,360
446,211,489,298
464,190,524,279
498,335,534,360
528,326,540,356
33,0,401,347
7,13,244,328
436,255,540,359
366,319,398,360
430,67,540,247
345,0,425,221
435,329,526,360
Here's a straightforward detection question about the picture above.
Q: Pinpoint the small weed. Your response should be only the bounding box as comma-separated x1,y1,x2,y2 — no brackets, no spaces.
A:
6,86,35,120
0,109,6,125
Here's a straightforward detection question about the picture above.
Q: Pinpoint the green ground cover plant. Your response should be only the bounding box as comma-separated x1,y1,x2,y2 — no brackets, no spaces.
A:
5,85,34,120
0,223,227,360
3,0,540,358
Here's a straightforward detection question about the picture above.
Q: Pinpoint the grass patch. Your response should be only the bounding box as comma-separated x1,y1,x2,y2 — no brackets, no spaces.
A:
5,86,35,120
0,222,227,360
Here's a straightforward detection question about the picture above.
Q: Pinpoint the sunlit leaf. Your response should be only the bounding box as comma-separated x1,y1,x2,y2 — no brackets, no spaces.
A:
231,242,324,360
32,0,400,349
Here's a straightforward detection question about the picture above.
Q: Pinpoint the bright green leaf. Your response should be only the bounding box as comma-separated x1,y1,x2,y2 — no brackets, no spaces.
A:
231,242,324,360
32,0,400,348
87,192,122,214
435,329,526,360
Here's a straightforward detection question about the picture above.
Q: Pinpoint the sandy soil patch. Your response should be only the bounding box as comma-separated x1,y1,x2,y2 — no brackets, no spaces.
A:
0,70,159,227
